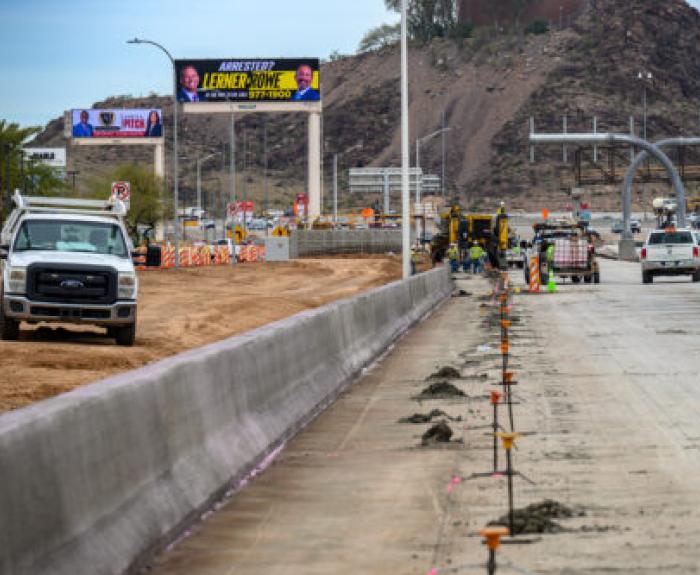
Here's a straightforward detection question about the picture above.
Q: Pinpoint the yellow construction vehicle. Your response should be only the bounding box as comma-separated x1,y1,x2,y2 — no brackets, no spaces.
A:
430,204,462,263
431,203,509,269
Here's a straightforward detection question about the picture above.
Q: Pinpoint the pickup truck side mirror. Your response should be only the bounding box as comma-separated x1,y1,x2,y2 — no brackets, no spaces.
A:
0,245,8,260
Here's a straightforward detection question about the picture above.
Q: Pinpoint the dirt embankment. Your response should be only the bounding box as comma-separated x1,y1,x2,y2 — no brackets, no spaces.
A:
0,258,400,413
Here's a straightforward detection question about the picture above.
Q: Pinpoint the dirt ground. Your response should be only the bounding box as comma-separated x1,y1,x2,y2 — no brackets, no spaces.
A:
0,258,401,413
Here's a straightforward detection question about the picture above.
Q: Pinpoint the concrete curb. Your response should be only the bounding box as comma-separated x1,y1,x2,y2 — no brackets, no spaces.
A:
0,266,451,575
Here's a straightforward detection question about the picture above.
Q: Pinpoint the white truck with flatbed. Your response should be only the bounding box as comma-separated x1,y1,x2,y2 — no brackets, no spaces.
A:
640,228,700,284
0,193,138,345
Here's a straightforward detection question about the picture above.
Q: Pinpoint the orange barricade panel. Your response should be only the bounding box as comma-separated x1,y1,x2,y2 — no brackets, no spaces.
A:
179,248,190,267
529,256,540,293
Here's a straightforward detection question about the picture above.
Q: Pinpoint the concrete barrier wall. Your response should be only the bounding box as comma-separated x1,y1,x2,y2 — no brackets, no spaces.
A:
291,229,403,256
0,267,451,575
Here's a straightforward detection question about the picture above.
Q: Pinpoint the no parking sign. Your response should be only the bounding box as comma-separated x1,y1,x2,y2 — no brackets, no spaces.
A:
111,181,130,202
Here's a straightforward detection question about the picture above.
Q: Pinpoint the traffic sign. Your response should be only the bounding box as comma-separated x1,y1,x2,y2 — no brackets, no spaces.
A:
111,181,131,202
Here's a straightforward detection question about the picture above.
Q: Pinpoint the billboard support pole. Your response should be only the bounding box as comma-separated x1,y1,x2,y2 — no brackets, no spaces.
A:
308,112,322,225
154,142,165,179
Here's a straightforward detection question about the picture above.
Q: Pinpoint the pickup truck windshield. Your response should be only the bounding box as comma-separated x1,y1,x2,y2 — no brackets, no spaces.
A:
13,220,128,257
648,231,693,245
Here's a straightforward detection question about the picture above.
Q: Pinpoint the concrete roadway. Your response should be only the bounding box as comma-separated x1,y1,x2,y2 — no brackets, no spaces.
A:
145,259,700,574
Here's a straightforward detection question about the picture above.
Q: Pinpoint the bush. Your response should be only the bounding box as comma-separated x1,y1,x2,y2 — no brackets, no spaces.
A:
525,20,550,35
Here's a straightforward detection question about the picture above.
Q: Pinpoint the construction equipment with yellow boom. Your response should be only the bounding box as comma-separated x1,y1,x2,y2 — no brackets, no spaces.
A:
431,202,510,269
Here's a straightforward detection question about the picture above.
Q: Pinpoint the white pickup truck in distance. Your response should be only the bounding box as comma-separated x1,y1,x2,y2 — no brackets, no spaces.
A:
0,193,138,345
640,228,700,284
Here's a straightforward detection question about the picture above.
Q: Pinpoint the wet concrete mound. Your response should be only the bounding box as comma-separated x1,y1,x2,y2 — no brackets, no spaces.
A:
489,500,584,535
421,422,454,445
427,366,462,380
398,409,460,424
416,381,466,399
452,289,472,298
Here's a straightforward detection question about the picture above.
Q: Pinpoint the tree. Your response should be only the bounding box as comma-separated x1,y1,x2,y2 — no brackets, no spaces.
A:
87,163,171,245
358,23,401,52
384,0,458,41
0,120,66,219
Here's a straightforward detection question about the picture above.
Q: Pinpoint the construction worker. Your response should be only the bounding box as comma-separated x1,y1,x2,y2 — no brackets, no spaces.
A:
497,201,506,215
411,246,419,275
546,242,555,264
447,243,460,273
469,241,485,274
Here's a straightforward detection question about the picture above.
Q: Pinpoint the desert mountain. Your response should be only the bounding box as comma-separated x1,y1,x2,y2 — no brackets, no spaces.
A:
31,0,700,213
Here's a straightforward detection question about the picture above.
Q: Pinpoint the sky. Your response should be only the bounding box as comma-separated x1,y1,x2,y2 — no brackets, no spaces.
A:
0,0,397,128
3,0,700,129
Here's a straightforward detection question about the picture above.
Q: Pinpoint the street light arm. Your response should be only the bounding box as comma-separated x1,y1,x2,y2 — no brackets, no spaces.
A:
127,37,175,64
418,127,450,145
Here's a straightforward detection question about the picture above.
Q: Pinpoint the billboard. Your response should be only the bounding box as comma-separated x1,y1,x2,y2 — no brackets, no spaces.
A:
23,148,66,168
71,109,163,138
174,59,320,103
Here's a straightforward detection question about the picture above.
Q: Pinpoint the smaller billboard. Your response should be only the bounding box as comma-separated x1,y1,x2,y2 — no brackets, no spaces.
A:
71,109,163,139
24,148,66,168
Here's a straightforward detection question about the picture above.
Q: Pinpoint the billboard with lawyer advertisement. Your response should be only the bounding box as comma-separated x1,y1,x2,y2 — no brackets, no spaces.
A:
71,109,163,138
174,58,320,103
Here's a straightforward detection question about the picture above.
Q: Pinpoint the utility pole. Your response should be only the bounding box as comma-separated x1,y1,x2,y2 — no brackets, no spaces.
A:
333,153,338,225
441,111,446,197
263,118,269,224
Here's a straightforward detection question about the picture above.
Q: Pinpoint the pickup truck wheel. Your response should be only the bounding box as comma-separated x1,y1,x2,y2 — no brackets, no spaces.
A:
115,322,136,347
583,275,592,284
642,271,653,284
593,271,601,284
692,270,700,283
0,303,20,341
571,275,581,284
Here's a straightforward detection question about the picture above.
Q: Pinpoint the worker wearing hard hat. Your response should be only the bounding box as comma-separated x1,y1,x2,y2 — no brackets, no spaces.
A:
497,201,506,216
469,241,486,274
447,243,460,273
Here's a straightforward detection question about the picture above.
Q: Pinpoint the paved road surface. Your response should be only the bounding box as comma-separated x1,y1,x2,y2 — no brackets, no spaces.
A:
145,260,700,574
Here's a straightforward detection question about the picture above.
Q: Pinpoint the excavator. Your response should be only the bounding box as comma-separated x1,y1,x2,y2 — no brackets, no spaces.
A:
431,202,509,269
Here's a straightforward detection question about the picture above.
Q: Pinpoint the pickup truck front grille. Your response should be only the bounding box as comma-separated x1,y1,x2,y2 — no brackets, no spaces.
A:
27,264,117,305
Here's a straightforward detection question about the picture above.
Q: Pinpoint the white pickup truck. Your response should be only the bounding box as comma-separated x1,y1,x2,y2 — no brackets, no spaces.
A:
0,193,138,345
640,228,700,284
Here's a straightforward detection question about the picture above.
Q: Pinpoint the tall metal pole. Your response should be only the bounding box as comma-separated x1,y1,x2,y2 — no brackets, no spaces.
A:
196,158,202,214
263,118,269,221
441,111,446,197
415,139,421,203
643,84,647,142
401,0,411,279
333,153,338,225
127,38,180,267
230,112,236,206
241,125,247,228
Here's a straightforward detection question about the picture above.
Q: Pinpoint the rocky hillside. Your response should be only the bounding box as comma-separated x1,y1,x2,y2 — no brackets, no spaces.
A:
32,0,700,213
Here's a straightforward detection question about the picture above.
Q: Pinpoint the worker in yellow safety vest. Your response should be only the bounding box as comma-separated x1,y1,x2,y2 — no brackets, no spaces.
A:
469,242,485,274
447,243,460,273
411,247,419,275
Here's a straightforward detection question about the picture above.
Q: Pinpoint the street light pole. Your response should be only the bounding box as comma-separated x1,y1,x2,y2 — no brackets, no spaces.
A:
333,153,338,225
401,0,410,279
127,37,180,267
416,126,451,204
441,111,446,198
638,70,653,220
